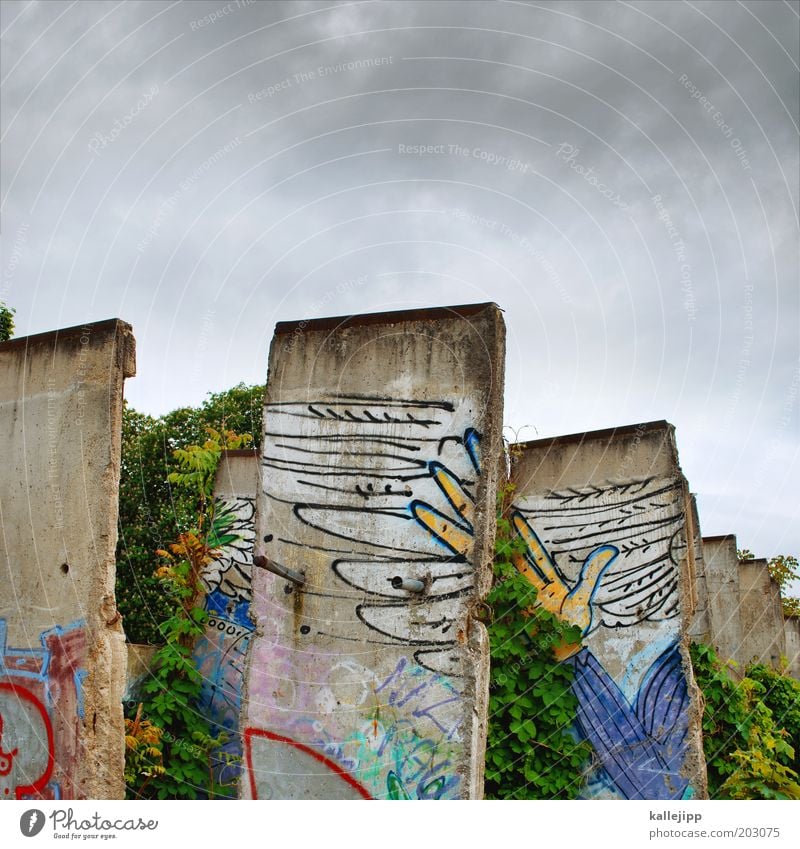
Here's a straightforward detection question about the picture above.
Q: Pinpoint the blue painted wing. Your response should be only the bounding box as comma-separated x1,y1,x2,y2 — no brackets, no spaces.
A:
570,647,689,799
634,643,689,778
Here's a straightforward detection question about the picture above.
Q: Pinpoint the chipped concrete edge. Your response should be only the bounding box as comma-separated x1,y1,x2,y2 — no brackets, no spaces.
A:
81,320,135,799
669,427,710,801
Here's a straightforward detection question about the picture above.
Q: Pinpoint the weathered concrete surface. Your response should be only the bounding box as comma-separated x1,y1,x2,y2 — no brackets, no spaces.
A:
194,449,259,789
701,535,744,672
687,496,711,643
738,558,786,668
0,319,135,799
510,421,708,800
784,617,800,680
241,303,505,799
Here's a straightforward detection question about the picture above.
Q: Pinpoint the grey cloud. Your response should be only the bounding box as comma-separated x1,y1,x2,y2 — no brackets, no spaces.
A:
1,0,797,559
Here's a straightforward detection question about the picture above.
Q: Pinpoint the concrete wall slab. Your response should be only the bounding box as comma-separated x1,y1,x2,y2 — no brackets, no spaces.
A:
510,421,707,799
241,303,505,799
0,320,134,799
738,558,785,668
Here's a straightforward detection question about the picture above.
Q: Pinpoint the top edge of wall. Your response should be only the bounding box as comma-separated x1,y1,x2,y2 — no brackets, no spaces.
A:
274,302,499,335
0,318,133,353
221,449,260,457
702,534,738,544
513,419,672,450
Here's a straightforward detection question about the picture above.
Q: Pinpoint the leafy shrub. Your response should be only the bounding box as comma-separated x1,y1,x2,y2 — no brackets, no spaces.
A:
690,643,800,799
746,663,800,774
124,704,165,793
484,481,590,799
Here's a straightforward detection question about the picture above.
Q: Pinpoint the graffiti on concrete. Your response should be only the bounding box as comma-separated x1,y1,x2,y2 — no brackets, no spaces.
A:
247,395,485,798
244,729,373,800
244,646,465,799
0,619,86,800
203,497,256,608
510,477,693,799
194,496,256,786
571,642,689,799
262,399,481,673
512,477,684,630
0,683,54,799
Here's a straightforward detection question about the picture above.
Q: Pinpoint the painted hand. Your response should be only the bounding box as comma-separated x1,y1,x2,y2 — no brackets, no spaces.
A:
510,512,618,659
409,427,481,559
407,431,617,660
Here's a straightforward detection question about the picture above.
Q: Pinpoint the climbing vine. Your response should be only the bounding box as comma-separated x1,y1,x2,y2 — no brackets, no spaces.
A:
690,643,800,799
125,426,252,799
484,478,590,799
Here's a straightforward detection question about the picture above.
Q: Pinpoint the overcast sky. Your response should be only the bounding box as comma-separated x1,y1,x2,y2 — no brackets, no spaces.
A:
1,0,798,561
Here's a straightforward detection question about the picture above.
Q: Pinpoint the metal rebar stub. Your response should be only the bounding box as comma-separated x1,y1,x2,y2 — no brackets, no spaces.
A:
390,576,426,593
253,554,305,587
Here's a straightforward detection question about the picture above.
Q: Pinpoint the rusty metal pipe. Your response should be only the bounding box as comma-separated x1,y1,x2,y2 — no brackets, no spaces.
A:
390,576,425,593
253,554,305,587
